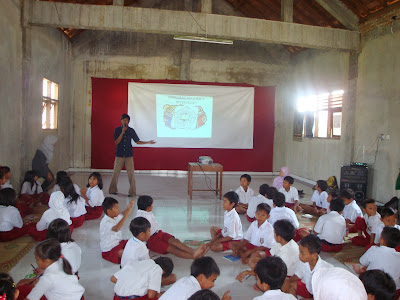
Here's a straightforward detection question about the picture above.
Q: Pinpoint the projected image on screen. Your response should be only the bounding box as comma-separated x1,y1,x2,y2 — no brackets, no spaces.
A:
156,94,213,138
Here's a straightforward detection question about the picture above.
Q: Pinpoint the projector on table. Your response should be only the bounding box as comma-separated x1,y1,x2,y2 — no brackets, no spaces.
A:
198,156,213,165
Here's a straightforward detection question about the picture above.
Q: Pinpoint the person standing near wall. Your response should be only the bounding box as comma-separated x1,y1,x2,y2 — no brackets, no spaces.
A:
109,114,155,197
32,135,58,192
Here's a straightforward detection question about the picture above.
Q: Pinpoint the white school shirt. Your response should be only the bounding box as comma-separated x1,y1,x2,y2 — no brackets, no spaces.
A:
99,214,123,252
235,186,255,205
120,236,150,268
36,207,72,231
1,180,13,189
222,209,243,240
313,211,346,245
373,223,400,244
311,190,329,210
86,185,104,207
360,245,400,289
270,239,300,276
253,290,297,300
268,207,299,229
64,196,87,218
295,256,333,294
27,260,84,300
136,209,159,235
0,206,23,231
114,260,162,297
363,212,381,235
342,201,363,223
21,181,43,195
278,186,299,204
61,242,82,274
159,276,201,300
245,220,275,249
247,195,274,219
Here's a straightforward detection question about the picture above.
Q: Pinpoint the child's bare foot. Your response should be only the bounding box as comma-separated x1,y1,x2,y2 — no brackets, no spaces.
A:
193,244,207,259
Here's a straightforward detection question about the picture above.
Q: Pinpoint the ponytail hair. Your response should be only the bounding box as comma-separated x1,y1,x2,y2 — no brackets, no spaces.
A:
0,273,15,300
47,219,73,243
59,177,79,204
35,239,73,275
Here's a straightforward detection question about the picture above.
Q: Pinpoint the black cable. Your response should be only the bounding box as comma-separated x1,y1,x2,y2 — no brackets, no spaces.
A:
196,162,219,199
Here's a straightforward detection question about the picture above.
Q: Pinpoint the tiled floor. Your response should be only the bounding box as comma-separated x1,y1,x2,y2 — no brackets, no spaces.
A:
9,172,349,300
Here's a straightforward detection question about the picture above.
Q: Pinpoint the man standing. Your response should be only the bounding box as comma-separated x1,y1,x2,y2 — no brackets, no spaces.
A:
109,114,155,196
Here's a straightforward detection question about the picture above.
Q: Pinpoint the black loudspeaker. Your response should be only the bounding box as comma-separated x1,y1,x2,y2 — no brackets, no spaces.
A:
340,165,370,202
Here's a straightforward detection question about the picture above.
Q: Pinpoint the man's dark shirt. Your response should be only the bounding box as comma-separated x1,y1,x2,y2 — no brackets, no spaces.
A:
114,126,140,157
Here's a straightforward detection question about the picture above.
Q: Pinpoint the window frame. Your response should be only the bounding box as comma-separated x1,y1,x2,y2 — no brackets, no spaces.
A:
42,78,59,131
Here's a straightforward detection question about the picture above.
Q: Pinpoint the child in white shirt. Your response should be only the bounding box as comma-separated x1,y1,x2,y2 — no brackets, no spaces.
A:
20,170,50,205
136,195,207,259
268,192,299,229
99,197,134,264
278,176,300,212
59,177,86,228
112,257,174,300
359,270,397,300
282,235,333,298
51,171,69,193
80,172,105,220
372,207,400,246
300,180,329,215
235,174,254,214
0,166,13,189
209,191,243,252
351,198,381,247
340,189,363,232
246,185,275,222
230,203,275,264
253,256,296,300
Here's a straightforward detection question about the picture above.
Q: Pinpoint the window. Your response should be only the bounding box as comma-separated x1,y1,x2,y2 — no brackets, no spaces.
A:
294,90,343,139
42,78,59,130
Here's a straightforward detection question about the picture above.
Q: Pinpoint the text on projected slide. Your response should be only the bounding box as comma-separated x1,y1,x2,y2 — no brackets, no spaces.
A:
156,94,213,138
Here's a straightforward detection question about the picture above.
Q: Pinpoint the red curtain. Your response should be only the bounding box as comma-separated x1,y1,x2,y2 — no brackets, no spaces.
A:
91,78,275,172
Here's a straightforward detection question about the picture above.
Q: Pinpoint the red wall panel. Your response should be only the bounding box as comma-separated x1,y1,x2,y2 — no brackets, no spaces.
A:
91,78,275,172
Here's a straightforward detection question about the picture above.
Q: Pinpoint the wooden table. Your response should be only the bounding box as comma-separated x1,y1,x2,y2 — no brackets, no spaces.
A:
188,163,223,200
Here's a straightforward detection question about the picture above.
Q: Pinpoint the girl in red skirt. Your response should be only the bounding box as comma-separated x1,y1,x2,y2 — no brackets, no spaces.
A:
59,178,86,228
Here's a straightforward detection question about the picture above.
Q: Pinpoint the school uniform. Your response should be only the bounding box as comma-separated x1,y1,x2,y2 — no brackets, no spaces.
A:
314,211,346,252
360,245,400,289
246,195,273,221
100,214,127,264
20,181,50,205
295,256,333,298
64,196,87,228
352,212,381,246
217,208,243,251
61,242,82,274
245,220,275,251
120,236,150,268
342,200,363,223
114,259,162,300
53,183,80,195
137,209,175,254
235,186,255,205
268,207,299,229
1,180,13,189
372,222,400,244
85,185,104,220
270,239,299,276
0,205,28,241
26,260,84,300
311,190,329,210
253,290,296,300
278,186,299,208
159,276,201,300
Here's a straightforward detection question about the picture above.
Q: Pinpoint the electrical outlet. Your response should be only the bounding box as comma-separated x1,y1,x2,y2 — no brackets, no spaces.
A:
386,135,390,140
379,134,385,140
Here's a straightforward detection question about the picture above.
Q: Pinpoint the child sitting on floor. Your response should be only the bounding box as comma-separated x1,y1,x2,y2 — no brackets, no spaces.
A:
230,203,275,264
136,195,207,259
0,166,13,189
300,180,329,216
360,270,396,300
160,257,229,300
52,171,68,193
351,198,381,247
302,198,346,252
28,191,72,242
188,290,222,300
20,170,50,205
236,220,299,282
253,256,296,300
341,188,363,233
372,207,400,246
235,174,254,215
80,172,105,220
282,235,333,299
273,167,290,190
246,185,274,223
209,191,243,252
0,188,29,242
100,197,134,264
278,176,300,212
112,257,174,300
0,273,19,300
354,227,400,294
59,177,87,228
268,192,299,229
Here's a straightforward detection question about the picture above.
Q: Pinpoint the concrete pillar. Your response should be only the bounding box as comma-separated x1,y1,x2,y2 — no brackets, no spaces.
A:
113,0,124,6
180,42,191,81
201,0,212,14
281,0,293,23
347,52,359,162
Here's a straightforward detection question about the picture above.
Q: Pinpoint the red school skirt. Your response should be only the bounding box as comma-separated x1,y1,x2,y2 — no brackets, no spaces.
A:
0,226,29,242
28,223,74,241
71,215,85,228
84,206,103,220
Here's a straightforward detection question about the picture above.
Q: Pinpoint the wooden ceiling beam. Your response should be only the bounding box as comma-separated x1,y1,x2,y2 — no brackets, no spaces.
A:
314,0,359,30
